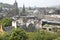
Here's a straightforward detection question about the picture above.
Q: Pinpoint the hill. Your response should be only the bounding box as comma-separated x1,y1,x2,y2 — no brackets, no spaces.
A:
0,2,14,8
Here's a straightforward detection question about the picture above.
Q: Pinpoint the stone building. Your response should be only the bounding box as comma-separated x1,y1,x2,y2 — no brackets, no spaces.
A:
13,0,19,15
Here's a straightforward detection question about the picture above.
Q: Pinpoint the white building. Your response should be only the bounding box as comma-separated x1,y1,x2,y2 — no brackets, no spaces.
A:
17,18,24,25
12,20,17,28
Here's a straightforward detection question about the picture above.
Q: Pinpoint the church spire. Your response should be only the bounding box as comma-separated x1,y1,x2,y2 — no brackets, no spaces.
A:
15,0,17,3
21,4,26,16
14,0,18,8
23,4,25,13
13,0,19,16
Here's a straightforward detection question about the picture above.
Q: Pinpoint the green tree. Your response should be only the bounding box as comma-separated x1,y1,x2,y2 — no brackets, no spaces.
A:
9,28,28,40
0,17,11,27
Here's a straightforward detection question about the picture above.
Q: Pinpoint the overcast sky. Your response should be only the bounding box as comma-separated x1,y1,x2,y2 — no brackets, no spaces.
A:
0,0,60,7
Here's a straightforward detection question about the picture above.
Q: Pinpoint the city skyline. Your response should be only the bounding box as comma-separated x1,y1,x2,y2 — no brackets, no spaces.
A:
0,0,60,7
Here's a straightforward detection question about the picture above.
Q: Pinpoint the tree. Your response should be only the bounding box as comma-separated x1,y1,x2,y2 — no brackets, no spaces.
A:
0,17,11,27
27,23,35,32
9,28,28,40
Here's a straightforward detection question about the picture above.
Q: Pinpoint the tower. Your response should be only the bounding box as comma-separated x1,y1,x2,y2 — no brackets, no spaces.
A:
23,4,25,13
0,3,3,12
14,0,18,8
21,4,26,16
14,0,19,15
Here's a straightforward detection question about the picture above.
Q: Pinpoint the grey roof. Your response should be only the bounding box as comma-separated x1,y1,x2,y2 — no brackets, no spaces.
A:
42,19,60,24
47,21,60,24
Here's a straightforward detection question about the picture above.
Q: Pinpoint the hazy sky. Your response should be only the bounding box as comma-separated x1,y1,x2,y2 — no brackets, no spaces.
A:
0,0,60,7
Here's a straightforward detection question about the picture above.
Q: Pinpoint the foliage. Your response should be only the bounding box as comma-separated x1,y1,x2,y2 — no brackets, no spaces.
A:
0,27,59,40
54,37,60,40
9,28,28,40
52,27,58,32
0,32,9,40
27,23,35,32
27,30,58,40
0,17,11,27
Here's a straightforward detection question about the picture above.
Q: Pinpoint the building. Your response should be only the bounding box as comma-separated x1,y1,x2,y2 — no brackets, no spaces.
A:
21,4,26,16
13,0,19,16
12,20,17,28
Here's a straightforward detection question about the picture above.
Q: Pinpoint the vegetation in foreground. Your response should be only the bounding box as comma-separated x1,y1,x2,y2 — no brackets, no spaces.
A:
0,28,60,40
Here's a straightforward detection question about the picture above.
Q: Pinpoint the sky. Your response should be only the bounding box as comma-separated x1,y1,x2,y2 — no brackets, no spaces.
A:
0,0,60,7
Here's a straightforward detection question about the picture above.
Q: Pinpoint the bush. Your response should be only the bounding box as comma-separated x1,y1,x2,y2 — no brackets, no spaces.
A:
54,37,60,40
9,28,28,40
0,32,9,40
0,17,11,27
27,30,58,40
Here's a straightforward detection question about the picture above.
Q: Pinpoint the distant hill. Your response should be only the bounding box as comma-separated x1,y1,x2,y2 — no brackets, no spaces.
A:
0,2,14,8
50,5,60,9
